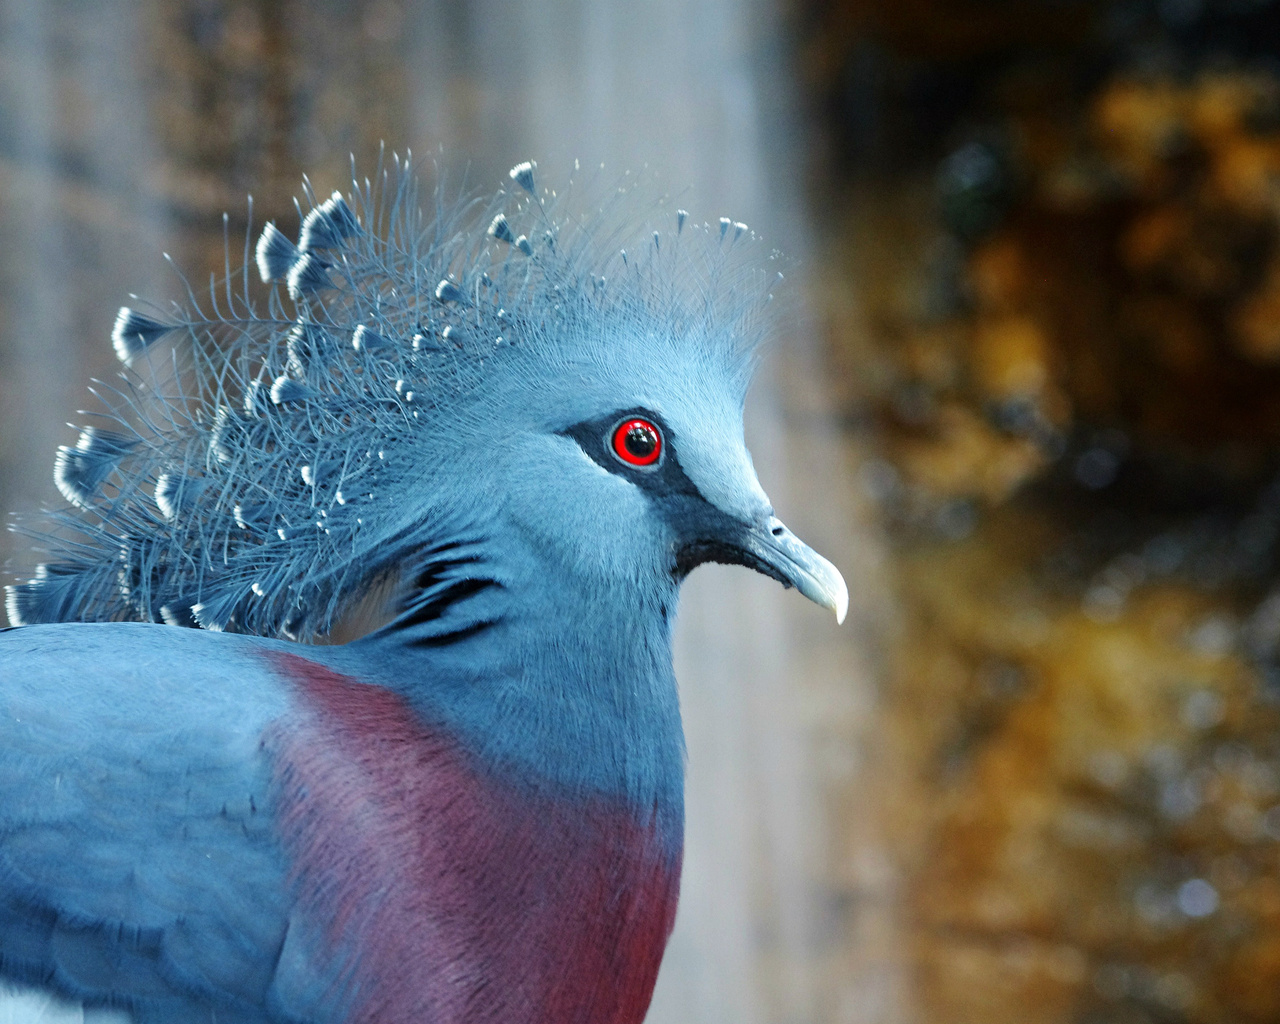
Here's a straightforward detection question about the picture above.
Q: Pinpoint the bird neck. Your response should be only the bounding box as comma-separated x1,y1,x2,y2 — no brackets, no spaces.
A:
341,552,686,828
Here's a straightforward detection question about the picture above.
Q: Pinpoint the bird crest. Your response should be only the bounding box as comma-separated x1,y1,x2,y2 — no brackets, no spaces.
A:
6,155,781,639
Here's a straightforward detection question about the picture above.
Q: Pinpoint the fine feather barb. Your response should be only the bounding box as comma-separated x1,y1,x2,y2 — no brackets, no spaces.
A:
53,428,137,509
299,192,362,251
255,222,299,284
5,156,778,636
111,309,179,363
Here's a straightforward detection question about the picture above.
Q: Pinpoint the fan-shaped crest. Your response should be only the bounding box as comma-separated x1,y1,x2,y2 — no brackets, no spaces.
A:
6,154,781,637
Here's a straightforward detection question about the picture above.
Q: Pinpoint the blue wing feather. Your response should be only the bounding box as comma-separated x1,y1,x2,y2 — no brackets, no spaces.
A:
0,624,308,1022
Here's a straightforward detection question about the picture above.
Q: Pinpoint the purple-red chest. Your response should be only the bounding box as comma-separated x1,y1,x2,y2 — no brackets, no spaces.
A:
265,653,682,1024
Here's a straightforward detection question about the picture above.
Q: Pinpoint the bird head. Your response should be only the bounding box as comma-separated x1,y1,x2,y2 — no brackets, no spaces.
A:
452,317,846,625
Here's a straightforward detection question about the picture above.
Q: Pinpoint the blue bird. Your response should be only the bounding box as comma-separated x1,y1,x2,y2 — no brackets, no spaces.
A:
0,157,846,1024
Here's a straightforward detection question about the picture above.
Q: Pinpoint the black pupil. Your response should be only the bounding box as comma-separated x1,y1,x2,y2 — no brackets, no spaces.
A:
624,424,657,459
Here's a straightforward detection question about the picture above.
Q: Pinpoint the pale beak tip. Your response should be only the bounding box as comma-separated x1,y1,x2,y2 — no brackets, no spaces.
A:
795,549,848,625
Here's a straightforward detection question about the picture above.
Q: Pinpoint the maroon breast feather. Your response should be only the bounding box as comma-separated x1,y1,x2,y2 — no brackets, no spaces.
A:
264,651,681,1024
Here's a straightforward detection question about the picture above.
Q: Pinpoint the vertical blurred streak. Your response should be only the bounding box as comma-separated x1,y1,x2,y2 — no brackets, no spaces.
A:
402,1,888,1022
0,0,169,576
767,293,910,1024
0,0,73,571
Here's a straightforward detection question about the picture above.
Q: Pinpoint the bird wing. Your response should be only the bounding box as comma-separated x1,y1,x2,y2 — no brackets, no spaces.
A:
0,623,300,1024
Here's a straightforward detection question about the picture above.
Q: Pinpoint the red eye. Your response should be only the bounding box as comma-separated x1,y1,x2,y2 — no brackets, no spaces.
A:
611,417,663,467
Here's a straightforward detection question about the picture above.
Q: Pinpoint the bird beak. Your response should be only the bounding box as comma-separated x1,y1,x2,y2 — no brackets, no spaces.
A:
671,504,848,624
736,517,848,624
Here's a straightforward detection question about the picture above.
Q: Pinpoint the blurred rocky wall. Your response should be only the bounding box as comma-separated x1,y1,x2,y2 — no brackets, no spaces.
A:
795,1,1280,1021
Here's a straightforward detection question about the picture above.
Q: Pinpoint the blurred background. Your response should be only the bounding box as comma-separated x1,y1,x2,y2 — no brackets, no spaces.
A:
4,1,1280,1023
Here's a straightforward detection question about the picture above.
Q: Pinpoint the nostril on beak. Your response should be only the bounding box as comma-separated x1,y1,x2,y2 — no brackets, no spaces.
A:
771,525,784,537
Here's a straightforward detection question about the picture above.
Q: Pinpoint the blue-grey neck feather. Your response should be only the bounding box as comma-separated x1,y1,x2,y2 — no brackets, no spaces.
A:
319,535,688,811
